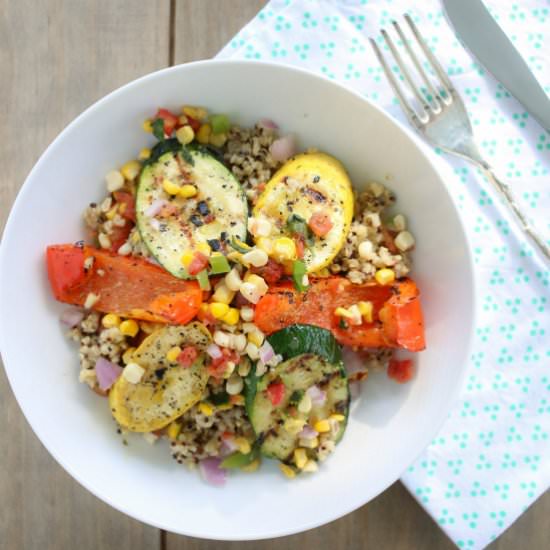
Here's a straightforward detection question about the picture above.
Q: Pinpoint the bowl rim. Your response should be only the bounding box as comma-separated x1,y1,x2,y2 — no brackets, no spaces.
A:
0,58,476,540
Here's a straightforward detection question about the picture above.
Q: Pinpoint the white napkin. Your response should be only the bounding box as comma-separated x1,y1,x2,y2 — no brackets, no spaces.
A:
217,1,550,548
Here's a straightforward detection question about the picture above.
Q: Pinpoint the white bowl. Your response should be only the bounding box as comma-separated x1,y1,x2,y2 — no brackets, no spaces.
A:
0,61,474,540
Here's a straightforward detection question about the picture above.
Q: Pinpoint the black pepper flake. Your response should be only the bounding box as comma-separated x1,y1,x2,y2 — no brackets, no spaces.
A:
207,239,221,251
313,175,320,183
220,231,228,242
190,215,203,227
197,201,210,216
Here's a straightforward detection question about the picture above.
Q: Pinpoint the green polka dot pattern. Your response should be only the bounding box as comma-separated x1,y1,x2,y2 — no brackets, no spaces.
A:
219,1,550,548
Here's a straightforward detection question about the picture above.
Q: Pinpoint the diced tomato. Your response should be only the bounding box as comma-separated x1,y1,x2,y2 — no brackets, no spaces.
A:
308,211,333,237
46,245,202,324
254,276,425,352
154,108,179,137
108,224,132,253
251,258,284,284
113,191,136,222
266,381,285,406
177,346,198,368
387,358,414,383
185,115,201,133
294,235,305,259
188,252,209,276
208,348,239,379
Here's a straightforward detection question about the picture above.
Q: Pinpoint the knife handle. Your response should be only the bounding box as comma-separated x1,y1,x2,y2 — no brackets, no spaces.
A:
478,161,550,261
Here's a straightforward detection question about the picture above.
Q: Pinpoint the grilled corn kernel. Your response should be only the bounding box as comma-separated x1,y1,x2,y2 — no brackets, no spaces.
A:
119,319,139,337
256,237,273,254
299,437,319,449
284,418,306,435
302,459,318,473
101,313,121,328
176,124,195,145
198,402,214,416
138,148,151,160
121,160,141,181
105,170,125,193
142,119,153,133
242,248,269,267
293,448,308,470
196,123,212,144
213,330,231,348
166,346,182,363
234,437,251,454
167,422,181,440
314,419,331,433
394,230,415,252
246,342,259,360
272,237,297,262
358,301,373,323
162,178,180,196
279,463,296,479
375,268,396,286
222,307,240,326
330,413,346,422
181,250,195,268
247,330,264,347
180,184,198,199
209,132,227,147
241,458,260,472
122,347,136,365
210,302,230,319
212,281,236,305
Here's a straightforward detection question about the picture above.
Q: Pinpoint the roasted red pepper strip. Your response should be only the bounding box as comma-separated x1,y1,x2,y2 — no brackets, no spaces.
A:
46,245,202,324
254,276,425,352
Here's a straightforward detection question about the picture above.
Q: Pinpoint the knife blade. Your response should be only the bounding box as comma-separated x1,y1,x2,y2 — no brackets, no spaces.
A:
442,0,550,132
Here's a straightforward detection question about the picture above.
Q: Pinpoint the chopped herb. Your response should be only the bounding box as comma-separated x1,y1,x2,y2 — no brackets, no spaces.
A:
338,318,348,330
209,254,231,275
152,118,165,141
180,144,194,166
196,269,211,290
229,237,251,253
220,231,228,242
289,389,304,406
286,213,314,246
143,138,182,166
209,113,231,135
292,260,308,292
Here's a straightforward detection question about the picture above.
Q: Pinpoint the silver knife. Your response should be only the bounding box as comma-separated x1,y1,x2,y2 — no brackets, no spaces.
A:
442,0,550,132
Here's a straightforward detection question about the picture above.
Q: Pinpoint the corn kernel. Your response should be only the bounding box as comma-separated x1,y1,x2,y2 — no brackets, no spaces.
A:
256,237,273,254
181,250,195,268
123,362,144,383
358,301,373,323
105,206,118,220
105,170,125,192
198,402,214,416
330,413,346,422
166,346,182,363
242,248,269,267
138,148,151,160
119,319,139,337
240,306,254,322
195,107,208,120
279,463,296,479
162,178,181,196
241,458,261,472
102,313,121,328
178,184,197,199
212,281,236,305
195,242,211,256
224,267,242,292
314,420,331,433
196,123,212,144
299,436,319,449
210,302,230,319
298,393,312,414
375,268,396,286
140,321,161,334
209,132,227,147
346,304,363,326
176,125,195,145
302,459,318,473
167,422,181,440
247,330,264,348
182,105,207,120
142,119,153,133
234,437,251,455
222,307,240,326
334,307,352,318
178,114,188,125
122,347,136,365
121,160,141,181
272,237,297,262
293,448,308,469
284,418,306,435
317,268,330,278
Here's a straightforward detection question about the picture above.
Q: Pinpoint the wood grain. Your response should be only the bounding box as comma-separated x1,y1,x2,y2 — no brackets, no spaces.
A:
0,1,169,549
1,1,549,549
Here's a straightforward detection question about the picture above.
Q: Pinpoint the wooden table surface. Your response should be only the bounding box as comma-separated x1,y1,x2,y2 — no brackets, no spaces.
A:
0,1,548,549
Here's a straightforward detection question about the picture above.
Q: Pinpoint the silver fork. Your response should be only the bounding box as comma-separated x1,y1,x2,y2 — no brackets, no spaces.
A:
370,14,550,261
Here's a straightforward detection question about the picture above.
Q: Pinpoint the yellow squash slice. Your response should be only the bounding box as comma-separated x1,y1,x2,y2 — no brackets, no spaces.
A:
109,322,210,432
253,152,354,273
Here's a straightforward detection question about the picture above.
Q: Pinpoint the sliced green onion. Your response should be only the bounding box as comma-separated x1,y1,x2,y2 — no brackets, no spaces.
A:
220,445,259,469
210,114,230,135
292,260,308,292
289,389,305,406
196,269,211,291
152,118,165,142
209,254,231,275
230,237,251,254
286,213,314,246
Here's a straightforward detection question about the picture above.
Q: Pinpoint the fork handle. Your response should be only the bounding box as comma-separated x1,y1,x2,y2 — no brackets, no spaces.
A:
477,161,550,261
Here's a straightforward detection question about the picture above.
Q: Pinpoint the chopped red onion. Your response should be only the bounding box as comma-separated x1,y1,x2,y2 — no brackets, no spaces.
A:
144,199,168,217
95,357,123,391
199,457,227,486
60,308,84,328
269,135,296,162
259,341,275,364
298,425,318,439
206,343,223,360
306,385,327,406
258,118,279,130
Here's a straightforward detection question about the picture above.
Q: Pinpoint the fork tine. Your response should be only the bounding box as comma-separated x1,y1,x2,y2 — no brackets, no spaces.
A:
380,29,431,120
369,38,423,126
391,20,442,112
404,14,454,97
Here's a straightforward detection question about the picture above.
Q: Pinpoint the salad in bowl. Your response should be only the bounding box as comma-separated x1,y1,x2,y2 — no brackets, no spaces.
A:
45,104,425,485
